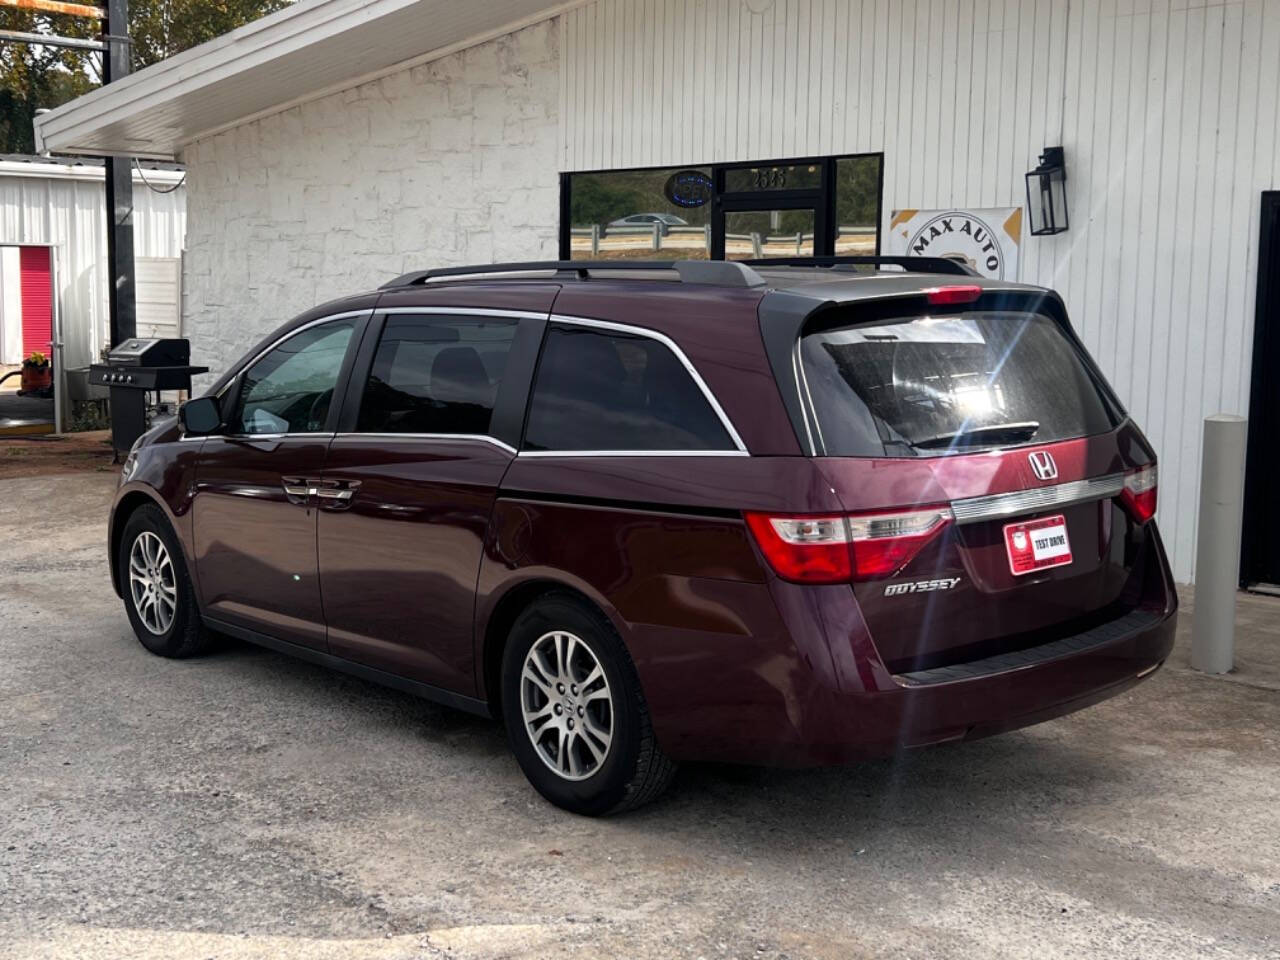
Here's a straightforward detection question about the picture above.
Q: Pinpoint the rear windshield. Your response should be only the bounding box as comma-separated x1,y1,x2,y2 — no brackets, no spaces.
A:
799,311,1120,457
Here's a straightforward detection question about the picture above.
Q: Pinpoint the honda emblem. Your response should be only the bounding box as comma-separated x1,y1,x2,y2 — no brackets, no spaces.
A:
1028,451,1058,481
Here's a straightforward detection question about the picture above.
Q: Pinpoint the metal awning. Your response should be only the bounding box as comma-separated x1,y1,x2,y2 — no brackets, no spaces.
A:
35,0,574,160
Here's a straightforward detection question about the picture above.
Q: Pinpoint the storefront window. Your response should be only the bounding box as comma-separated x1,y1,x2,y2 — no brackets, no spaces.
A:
834,155,881,255
561,154,882,262
566,166,713,261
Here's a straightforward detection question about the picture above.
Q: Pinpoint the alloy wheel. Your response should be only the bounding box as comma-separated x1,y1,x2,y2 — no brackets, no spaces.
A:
128,531,177,635
520,630,614,781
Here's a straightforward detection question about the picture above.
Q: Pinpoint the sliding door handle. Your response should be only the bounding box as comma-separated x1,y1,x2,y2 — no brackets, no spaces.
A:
282,476,314,505
314,479,361,509
315,487,355,501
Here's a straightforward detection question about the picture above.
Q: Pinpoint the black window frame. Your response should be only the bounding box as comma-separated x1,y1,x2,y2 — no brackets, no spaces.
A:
558,152,885,261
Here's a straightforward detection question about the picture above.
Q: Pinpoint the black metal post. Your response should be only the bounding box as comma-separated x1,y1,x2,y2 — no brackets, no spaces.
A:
103,0,134,348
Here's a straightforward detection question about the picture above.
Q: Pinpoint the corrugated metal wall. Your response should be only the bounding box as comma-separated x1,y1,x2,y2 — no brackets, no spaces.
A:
0,169,186,371
560,0,1280,583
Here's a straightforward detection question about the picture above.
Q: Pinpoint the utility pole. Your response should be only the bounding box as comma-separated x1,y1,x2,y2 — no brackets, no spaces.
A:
103,0,134,347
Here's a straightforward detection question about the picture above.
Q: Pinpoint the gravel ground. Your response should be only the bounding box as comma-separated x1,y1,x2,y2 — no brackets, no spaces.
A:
1,473,1278,960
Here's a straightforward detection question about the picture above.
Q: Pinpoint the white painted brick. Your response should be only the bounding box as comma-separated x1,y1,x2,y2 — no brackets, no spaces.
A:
181,18,560,384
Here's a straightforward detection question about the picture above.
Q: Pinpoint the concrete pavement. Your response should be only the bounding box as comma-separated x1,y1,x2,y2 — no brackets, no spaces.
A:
1,472,1277,959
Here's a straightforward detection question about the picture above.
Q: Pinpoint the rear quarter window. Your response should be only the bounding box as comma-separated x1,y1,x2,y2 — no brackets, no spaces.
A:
800,310,1120,457
524,325,736,452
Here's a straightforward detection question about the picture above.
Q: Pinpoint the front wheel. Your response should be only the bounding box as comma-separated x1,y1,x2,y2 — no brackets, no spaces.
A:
501,593,676,815
118,504,212,658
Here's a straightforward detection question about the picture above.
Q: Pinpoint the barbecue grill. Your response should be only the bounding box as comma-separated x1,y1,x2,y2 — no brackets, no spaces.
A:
89,338,208,453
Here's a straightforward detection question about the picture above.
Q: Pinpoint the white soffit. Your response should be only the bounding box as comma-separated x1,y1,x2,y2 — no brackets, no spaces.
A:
35,0,576,160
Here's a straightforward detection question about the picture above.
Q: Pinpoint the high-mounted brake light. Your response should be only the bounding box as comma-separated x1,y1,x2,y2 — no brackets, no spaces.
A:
745,506,953,584
923,285,983,306
1118,464,1158,523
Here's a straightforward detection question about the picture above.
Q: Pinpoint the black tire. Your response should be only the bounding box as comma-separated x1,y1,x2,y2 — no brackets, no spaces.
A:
500,592,676,816
118,503,212,659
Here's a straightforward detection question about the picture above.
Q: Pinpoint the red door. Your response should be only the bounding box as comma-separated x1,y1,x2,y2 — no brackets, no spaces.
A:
19,246,52,359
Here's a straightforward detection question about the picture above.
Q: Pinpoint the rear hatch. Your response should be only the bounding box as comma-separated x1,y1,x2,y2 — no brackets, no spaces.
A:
766,291,1165,672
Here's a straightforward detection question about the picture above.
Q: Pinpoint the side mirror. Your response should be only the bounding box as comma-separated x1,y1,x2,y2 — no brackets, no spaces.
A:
180,396,222,435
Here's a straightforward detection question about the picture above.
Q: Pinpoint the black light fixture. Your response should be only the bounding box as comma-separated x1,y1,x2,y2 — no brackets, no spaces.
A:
1025,146,1068,236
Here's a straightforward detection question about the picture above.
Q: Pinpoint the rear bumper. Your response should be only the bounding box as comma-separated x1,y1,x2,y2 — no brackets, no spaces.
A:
649,600,1176,767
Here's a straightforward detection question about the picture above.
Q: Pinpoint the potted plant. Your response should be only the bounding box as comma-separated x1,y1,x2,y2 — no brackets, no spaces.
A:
21,351,52,392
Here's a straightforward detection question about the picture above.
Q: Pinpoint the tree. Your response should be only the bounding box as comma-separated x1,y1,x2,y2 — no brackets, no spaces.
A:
0,0,291,154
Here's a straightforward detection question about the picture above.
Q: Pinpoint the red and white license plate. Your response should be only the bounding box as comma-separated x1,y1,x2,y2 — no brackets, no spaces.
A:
1003,514,1072,576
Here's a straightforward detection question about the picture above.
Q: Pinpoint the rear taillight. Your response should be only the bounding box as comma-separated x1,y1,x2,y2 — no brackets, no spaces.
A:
745,506,953,583
923,284,983,305
1119,464,1158,523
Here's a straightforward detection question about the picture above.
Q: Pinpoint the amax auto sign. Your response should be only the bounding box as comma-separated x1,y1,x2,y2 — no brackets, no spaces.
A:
887,207,1023,280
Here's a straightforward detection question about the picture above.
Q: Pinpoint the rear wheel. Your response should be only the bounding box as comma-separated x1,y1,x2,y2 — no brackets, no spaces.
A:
501,593,676,815
118,504,212,658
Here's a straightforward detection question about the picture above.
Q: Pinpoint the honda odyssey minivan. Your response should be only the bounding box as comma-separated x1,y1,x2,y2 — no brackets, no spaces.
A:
109,257,1177,815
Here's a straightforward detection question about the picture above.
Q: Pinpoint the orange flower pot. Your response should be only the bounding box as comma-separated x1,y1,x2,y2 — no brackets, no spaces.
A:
21,366,52,392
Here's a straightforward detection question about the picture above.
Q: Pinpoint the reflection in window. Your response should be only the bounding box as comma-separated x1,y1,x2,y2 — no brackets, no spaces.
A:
233,320,356,435
567,166,713,261
563,154,883,261
724,209,816,261
834,155,881,255
357,316,517,435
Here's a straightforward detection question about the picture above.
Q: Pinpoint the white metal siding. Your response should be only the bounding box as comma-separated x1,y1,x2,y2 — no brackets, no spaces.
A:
0,170,186,371
135,257,183,339
561,0,1279,584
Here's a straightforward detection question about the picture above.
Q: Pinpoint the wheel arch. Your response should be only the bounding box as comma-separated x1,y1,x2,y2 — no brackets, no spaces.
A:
477,574,624,719
109,486,194,600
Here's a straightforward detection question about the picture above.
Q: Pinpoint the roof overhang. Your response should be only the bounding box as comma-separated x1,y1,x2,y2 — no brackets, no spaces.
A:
35,0,576,161
0,158,185,184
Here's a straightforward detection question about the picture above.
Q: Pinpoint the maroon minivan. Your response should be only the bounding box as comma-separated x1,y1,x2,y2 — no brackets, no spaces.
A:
109,258,1176,815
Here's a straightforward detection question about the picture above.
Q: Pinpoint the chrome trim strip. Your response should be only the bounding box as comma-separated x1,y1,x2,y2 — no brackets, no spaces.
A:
379,306,548,321
949,473,1126,524
517,449,749,459
793,340,821,457
331,432,518,455
229,310,373,387
548,313,749,453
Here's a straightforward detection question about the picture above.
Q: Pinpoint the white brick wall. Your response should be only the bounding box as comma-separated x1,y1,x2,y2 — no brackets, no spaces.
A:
180,18,560,383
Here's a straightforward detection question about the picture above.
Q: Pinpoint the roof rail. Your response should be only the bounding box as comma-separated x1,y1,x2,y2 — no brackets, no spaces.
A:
380,259,766,289
736,255,979,277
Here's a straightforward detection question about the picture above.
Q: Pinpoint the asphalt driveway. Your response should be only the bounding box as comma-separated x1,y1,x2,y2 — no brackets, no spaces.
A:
2,473,1277,959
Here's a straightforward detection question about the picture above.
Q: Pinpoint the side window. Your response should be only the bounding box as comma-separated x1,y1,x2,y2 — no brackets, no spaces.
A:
356,315,518,435
231,318,356,435
523,325,735,452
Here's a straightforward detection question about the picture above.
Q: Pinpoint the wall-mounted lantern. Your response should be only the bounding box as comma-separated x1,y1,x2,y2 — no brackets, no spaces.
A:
1025,146,1068,236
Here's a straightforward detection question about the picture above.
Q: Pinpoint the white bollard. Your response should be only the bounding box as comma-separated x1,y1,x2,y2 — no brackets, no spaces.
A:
1190,414,1248,674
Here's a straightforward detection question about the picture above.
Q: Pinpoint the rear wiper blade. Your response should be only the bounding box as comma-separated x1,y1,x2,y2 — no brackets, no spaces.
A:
911,421,1041,449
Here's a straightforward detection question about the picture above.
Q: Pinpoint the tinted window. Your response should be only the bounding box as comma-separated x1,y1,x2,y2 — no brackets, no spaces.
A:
357,315,517,435
800,311,1119,457
524,326,734,452
231,319,356,435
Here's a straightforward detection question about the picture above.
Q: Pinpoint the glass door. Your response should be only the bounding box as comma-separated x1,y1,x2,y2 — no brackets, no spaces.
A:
712,159,829,261
721,208,817,260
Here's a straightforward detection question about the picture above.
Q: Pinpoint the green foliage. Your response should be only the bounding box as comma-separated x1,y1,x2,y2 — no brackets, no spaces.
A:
0,9,95,153
1,0,291,154
835,155,880,227
68,399,110,432
569,168,711,228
